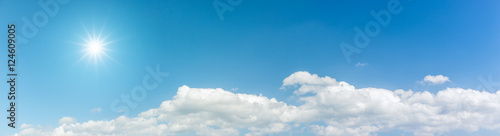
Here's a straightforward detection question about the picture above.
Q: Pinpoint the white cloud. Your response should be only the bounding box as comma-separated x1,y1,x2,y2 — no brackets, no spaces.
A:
355,62,368,67
17,116,169,136
58,117,77,125
422,75,450,85
15,72,500,136
283,72,500,135
91,107,102,113
16,86,296,136
15,124,52,136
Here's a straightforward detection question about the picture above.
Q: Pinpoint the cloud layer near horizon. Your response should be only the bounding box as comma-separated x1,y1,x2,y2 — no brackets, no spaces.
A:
16,72,500,136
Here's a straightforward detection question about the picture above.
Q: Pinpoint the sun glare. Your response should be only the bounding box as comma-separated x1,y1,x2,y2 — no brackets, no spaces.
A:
76,24,116,66
89,41,102,54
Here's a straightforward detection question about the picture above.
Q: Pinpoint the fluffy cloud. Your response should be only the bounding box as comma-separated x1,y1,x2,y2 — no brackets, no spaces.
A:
284,72,500,135
16,86,296,136
138,86,296,135
15,71,500,136
422,75,450,85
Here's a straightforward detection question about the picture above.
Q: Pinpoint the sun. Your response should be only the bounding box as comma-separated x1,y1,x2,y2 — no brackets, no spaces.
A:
89,40,103,54
76,24,116,66
90,41,101,52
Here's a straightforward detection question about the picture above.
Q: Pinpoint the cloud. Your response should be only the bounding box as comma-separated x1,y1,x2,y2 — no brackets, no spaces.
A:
283,72,500,135
15,72,500,136
422,75,450,85
58,117,77,125
16,86,296,136
138,85,296,135
16,124,53,136
355,62,368,67
91,107,102,113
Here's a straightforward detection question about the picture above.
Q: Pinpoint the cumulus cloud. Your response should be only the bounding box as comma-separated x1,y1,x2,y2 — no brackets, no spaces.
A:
284,72,500,135
16,86,296,136
422,75,450,85
15,71,500,136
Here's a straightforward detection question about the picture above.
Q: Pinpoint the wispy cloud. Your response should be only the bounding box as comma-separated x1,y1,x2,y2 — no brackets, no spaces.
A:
90,107,102,113
355,62,368,67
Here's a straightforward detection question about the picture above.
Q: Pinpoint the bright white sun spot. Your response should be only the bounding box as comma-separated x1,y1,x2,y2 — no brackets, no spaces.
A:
89,41,102,54
76,24,116,66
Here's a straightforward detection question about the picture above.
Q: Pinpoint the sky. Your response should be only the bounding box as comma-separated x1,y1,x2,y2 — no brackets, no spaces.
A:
0,0,500,135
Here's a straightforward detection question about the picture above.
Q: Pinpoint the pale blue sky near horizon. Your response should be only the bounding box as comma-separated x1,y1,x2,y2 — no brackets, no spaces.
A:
0,0,499,135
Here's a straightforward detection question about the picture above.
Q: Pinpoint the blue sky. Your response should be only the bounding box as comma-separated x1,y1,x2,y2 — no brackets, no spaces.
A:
1,0,500,135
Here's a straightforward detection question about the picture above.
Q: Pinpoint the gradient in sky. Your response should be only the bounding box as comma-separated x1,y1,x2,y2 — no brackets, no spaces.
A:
1,0,500,135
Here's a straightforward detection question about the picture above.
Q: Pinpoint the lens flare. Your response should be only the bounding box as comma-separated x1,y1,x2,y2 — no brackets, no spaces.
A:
76,24,116,66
